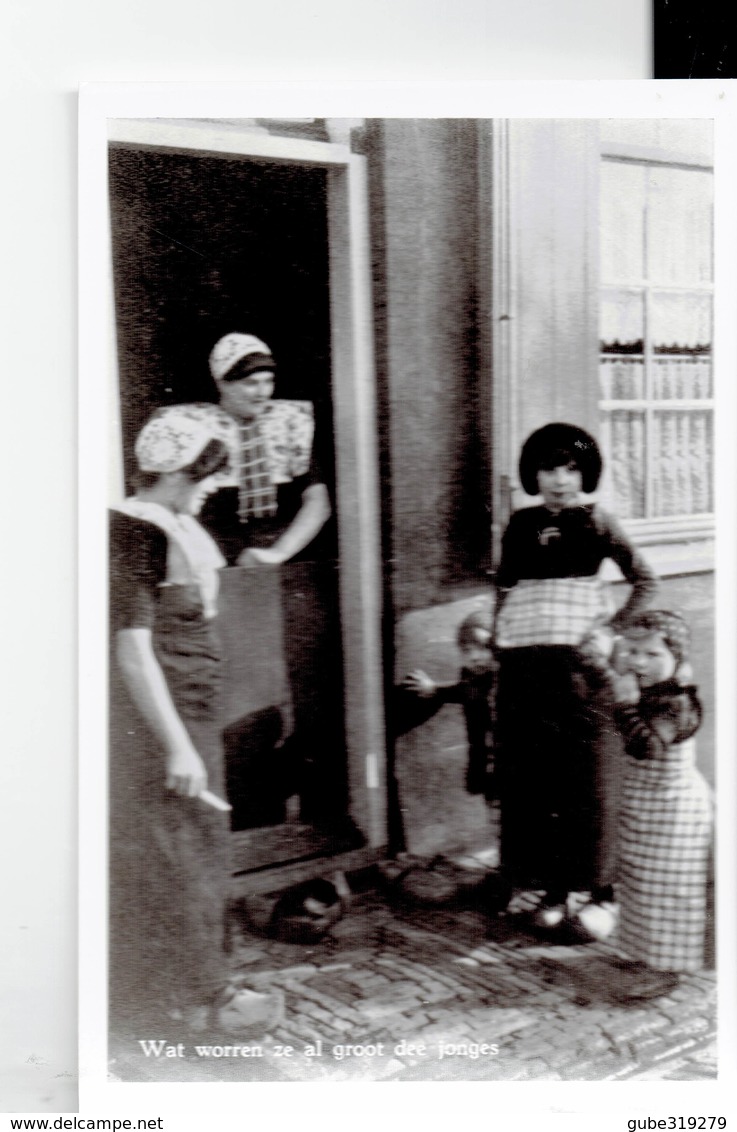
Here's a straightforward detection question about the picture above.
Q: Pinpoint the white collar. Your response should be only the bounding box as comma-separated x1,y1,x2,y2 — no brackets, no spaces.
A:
114,498,225,618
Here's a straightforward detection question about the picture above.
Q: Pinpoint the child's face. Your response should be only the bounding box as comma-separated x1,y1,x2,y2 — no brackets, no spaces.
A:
461,630,494,675
536,461,583,512
622,631,677,687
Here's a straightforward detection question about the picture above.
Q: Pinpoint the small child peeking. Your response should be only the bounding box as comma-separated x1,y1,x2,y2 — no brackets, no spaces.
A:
611,610,712,1000
403,611,497,798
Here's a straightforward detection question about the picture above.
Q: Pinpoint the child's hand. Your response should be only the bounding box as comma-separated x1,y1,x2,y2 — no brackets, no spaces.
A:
403,669,437,698
611,636,631,675
675,660,694,685
584,625,616,661
613,671,640,704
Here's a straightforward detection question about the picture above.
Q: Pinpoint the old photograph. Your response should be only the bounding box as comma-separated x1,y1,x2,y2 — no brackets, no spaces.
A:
87,108,722,1090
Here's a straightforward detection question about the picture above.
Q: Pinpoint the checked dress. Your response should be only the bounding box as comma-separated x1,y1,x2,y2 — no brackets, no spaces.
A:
616,682,712,972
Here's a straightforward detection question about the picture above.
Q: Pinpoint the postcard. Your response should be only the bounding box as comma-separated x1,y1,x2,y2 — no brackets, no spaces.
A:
78,80,737,1125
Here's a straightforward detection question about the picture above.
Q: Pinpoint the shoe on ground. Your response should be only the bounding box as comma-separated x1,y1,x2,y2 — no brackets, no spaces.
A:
216,986,285,1031
609,955,647,971
176,1004,211,1034
530,903,567,931
505,889,546,916
566,901,618,943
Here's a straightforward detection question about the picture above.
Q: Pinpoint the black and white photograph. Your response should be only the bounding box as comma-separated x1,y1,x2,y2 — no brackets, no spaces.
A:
77,86,736,1112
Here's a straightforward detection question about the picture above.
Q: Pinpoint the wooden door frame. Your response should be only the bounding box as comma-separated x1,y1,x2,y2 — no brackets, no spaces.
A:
478,119,518,570
105,118,388,853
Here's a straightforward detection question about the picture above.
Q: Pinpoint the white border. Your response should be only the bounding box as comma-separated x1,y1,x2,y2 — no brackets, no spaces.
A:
79,81,737,1126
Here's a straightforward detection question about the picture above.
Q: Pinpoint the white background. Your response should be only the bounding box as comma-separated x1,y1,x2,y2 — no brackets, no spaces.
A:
3,0,706,1122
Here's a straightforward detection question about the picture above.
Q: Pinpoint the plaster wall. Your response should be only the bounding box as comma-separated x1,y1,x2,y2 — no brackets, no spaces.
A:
393,572,714,856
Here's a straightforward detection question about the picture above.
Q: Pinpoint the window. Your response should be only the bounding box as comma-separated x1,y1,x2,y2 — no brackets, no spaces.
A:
598,153,713,533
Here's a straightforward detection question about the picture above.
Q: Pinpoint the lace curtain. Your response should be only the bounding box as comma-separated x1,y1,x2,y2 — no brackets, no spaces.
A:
598,159,713,520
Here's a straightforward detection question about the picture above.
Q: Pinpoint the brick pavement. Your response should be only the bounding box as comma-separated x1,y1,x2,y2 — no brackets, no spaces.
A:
108,884,717,1084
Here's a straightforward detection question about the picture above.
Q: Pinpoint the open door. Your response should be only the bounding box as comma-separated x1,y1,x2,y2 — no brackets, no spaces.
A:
107,120,386,886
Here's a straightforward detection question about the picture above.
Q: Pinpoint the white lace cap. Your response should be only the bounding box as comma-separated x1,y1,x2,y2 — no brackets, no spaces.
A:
135,407,217,473
209,332,273,382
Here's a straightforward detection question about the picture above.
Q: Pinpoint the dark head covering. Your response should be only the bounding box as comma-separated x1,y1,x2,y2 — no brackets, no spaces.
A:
518,422,602,495
209,332,276,382
624,610,690,665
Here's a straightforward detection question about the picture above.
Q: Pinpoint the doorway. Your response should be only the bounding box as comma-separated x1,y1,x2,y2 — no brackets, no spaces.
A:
108,143,363,871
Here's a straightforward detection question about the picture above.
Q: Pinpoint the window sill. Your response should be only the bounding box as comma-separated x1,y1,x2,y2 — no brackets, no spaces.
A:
621,514,714,545
602,536,714,580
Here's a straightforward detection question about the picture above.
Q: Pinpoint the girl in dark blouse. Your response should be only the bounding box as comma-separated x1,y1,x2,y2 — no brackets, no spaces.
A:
492,423,658,941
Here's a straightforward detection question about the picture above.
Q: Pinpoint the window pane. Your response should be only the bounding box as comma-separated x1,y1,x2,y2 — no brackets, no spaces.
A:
599,154,713,524
652,410,713,515
600,288,644,350
600,289,644,401
599,357,644,401
599,410,646,519
600,162,646,283
653,357,712,400
650,291,711,352
650,290,712,400
647,168,713,285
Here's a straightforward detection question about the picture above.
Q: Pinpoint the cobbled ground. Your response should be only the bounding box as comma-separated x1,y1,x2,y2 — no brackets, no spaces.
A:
109,885,717,1084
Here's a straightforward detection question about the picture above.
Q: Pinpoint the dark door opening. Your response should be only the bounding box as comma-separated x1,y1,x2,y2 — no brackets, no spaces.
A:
109,145,361,870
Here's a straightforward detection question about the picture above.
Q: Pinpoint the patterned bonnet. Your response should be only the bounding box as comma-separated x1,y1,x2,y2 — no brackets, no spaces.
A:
135,406,219,474
624,610,690,665
209,332,276,382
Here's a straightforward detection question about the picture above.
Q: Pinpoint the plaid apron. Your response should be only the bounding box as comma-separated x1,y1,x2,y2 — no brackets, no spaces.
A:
495,576,614,649
618,737,713,971
237,420,278,519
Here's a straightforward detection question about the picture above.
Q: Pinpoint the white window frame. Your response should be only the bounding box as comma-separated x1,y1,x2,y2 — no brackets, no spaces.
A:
598,139,715,565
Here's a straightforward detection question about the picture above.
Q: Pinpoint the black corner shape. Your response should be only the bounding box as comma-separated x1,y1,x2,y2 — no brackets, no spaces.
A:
654,0,736,78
